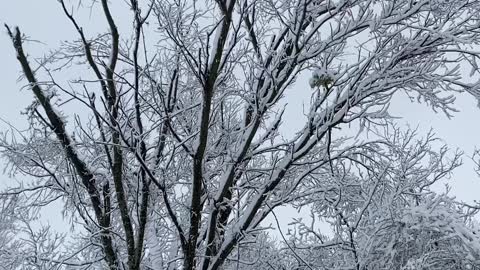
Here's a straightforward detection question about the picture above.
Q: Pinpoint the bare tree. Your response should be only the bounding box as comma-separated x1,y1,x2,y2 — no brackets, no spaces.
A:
267,125,480,270
2,0,480,269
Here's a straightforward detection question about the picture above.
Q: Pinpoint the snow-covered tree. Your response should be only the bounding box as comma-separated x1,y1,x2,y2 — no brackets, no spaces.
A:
271,126,480,269
3,0,480,269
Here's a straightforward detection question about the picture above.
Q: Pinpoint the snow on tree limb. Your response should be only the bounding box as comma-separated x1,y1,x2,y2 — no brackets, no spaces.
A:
2,0,480,269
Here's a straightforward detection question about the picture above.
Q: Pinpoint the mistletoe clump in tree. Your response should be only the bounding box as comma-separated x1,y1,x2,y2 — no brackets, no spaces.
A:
2,0,480,269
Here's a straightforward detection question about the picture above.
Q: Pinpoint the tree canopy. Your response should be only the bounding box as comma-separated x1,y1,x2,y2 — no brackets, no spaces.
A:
2,0,480,269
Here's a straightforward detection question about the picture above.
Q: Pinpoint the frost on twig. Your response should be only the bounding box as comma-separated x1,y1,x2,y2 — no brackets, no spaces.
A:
2,0,480,269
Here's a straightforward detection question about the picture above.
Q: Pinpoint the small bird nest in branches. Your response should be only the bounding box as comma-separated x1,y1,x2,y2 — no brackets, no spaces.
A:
309,67,336,89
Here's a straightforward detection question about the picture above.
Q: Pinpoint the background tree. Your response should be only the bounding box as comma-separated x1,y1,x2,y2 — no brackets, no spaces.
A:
2,0,480,269
264,126,480,270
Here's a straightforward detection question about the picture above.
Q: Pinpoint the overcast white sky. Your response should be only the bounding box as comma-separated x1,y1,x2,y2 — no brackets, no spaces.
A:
1,1,480,232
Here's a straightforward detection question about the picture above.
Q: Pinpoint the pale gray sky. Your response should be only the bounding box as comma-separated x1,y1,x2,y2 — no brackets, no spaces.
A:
1,1,479,234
